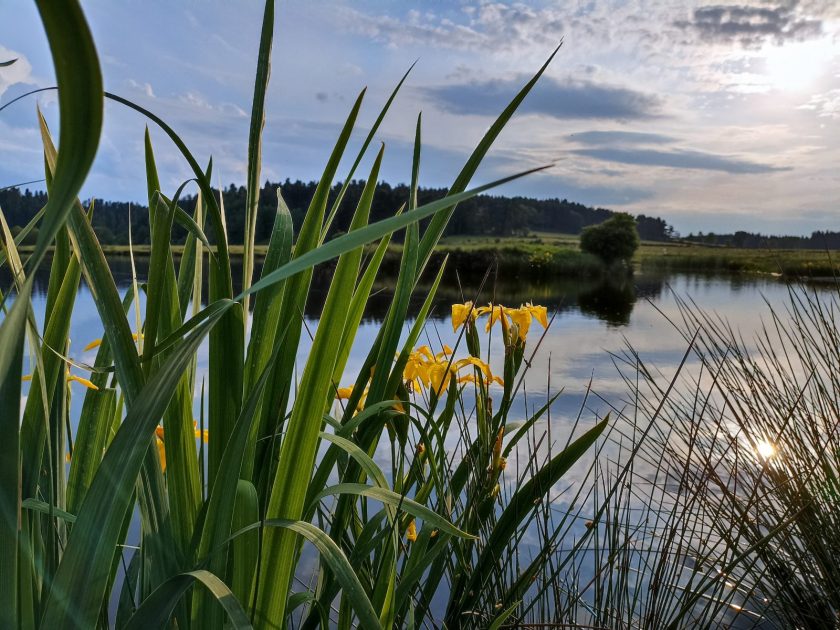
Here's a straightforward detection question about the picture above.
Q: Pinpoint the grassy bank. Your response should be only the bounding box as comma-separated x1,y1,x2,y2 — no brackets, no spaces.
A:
437,235,840,279
19,237,610,279
30,234,838,280
636,240,840,277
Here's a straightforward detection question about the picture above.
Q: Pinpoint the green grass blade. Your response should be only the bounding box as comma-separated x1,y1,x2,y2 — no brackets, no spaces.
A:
230,519,382,630
489,600,521,630
331,230,394,389
19,252,80,498
101,94,243,482
318,433,390,493
243,188,293,391
207,184,245,488
367,218,417,404
242,0,275,316
0,205,45,273
231,480,259,613
457,416,607,613
20,499,76,524
251,91,366,494
66,387,117,513
38,111,145,404
25,0,103,275
0,278,26,629
193,341,280,627
417,45,560,269
320,62,416,242
125,569,252,630
242,166,548,303
255,134,377,628
312,484,475,540
3,8,103,619
39,300,234,628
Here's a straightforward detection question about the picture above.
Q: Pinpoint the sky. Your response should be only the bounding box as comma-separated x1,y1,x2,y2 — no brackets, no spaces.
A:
0,0,838,236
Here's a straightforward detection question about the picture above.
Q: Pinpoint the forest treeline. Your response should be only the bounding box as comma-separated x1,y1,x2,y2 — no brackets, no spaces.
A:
1,179,675,244
684,230,840,250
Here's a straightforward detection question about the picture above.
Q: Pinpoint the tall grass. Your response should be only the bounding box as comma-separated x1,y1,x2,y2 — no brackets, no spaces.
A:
0,2,617,628
541,282,840,629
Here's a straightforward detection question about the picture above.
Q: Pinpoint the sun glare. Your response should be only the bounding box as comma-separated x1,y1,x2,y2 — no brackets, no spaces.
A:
762,40,835,92
755,440,777,460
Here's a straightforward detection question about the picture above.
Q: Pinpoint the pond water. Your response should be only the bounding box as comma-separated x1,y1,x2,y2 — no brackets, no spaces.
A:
17,256,823,435
11,257,833,625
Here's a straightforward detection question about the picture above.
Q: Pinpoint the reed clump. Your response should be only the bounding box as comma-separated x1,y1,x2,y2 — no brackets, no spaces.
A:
0,3,611,628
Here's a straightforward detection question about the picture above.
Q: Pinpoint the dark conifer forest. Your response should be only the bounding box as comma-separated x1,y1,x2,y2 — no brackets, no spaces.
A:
1,180,675,244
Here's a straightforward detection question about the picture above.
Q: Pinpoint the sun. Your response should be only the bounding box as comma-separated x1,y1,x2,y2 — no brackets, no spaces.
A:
755,440,777,460
762,39,836,92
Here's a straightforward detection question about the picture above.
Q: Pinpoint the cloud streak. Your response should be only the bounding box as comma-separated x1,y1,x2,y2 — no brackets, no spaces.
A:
572,146,789,174
337,4,564,53
676,3,823,47
424,76,664,121
568,130,676,145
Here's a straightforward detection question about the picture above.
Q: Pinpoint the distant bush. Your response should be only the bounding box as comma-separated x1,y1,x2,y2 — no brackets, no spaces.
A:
580,213,640,264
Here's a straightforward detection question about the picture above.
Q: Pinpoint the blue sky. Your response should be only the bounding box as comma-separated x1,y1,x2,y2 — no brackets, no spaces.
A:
1,0,838,235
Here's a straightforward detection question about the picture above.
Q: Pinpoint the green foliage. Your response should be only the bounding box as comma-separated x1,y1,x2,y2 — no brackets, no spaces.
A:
579,211,640,264
0,2,613,629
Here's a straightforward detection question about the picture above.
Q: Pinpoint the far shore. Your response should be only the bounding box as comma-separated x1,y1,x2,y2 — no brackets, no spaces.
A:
17,234,840,280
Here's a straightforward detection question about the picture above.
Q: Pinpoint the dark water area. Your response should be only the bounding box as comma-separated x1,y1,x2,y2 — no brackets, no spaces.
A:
12,253,662,326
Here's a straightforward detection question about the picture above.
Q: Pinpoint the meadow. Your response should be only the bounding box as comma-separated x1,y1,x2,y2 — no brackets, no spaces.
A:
2,2,840,629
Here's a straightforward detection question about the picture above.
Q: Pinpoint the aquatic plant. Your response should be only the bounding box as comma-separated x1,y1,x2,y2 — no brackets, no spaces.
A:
0,2,609,628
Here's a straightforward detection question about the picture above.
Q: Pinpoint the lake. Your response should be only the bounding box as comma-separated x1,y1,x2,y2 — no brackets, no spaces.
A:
12,257,828,625
17,256,815,438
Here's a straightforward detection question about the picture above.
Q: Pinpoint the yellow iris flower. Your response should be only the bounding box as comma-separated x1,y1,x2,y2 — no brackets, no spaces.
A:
415,352,502,394
406,519,417,542
153,421,209,473
23,370,100,390
451,302,548,341
476,304,508,333
66,371,99,391
83,332,143,352
451,301,477,332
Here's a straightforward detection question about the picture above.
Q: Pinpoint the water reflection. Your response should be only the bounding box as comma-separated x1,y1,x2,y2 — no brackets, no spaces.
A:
11,255,667,328
578,277,636,326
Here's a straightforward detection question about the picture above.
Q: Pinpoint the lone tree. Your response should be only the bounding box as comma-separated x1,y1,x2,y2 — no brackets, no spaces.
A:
580,213,640,265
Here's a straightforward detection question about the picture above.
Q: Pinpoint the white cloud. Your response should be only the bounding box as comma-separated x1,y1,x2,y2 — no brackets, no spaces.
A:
799,88,840,118
127,79,155,98
0,47,34,99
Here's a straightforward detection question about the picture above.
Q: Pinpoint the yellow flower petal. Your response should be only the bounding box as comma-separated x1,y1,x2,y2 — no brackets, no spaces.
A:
336,386,354,399
451,302,474,332
21,374,32,382
429,363,453,393
156,436,166,473
526,304,548,329
482,304,509,333
454,356,492,378
67,374,99,391
406,519,417,542
83,338,103,352
415,345,434,360
507,308,532,341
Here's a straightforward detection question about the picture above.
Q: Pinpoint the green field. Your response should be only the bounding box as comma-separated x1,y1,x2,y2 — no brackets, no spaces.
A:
22,234,840,280
440,233,840,279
